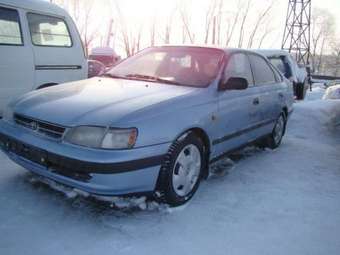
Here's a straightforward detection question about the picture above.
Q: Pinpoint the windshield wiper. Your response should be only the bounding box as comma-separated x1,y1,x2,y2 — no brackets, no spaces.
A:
125,74,181,85
102,73,128,80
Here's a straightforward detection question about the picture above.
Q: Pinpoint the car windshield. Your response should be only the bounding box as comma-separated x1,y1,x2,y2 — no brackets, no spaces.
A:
105,47,224,87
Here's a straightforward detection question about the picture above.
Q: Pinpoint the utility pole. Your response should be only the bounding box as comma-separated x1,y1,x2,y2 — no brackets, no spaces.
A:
282,0,312,66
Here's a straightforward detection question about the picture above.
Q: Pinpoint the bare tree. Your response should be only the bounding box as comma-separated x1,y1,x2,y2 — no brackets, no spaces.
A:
257,23,275,48
204,0,218,44
237,0,251,48
246,0,274,49
311,8,335,73
330,40,340,76
81,1,98,55
161,6,177,44
224,8,240,47
52,0,102,55
179,2,195,44
216,0,224,45
110,0,145,56
150,17,156,47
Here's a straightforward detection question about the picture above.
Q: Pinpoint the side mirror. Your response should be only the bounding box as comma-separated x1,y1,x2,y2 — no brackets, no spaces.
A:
218,77,248,91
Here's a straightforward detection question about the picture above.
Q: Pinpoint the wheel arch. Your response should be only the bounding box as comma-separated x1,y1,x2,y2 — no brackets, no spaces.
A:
174,127,211,179
37,83,59,90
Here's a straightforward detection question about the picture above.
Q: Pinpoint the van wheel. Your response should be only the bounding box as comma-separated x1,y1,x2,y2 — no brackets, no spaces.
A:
265,113,286,149
296,82,306,100
156,134,205,206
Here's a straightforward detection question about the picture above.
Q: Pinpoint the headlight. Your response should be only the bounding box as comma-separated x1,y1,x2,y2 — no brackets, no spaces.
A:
102,128,138,149
2,105,14,122
64,126,138,149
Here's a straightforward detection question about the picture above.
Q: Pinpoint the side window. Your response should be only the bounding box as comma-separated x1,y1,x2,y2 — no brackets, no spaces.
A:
225,53,254,85
269,62,283,82
27,13,72,47
269,56,291,80
249,54,277,85
0,7,23,45
269,57,285,74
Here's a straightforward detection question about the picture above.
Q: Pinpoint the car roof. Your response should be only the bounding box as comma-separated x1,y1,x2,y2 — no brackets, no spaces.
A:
254,49,291,58
90,47,119,57
0,0,68,17
153,44,261,55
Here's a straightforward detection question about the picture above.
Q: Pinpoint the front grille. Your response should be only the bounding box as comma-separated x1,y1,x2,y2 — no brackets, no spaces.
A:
14,114,66,139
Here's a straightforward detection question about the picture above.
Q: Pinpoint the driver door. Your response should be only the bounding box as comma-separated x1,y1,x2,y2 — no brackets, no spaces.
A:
214,53,263,156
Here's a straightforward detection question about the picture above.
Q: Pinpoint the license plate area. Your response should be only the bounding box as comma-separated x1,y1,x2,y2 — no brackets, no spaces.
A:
0,134,48,167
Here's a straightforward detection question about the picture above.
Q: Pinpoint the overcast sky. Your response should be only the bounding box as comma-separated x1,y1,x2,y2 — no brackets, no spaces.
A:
50,0,340,55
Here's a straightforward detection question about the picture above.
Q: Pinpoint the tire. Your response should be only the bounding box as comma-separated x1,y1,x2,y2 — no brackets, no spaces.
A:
265,113,287,149
296,82,306,100
156,133,206,206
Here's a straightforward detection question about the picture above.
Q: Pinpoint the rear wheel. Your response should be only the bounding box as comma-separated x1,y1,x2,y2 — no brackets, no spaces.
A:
296,81,307,100
156,133,205,206
265,113,286,149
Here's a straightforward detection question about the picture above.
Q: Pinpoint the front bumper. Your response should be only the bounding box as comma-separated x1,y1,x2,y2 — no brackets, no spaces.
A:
0,120,171,196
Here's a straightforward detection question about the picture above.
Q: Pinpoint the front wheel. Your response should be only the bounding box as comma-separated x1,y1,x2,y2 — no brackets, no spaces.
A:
265,113,286,149
156,134,206,206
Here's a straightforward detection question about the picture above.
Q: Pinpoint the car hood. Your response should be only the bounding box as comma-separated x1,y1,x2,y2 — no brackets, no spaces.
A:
13,77,197,127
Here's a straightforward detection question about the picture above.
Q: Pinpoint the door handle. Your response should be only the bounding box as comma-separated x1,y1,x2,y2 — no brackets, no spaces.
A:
253,97,260,105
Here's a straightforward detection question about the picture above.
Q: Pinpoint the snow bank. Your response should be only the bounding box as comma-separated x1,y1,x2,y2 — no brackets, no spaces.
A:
298,85,340,129
323,84,340,100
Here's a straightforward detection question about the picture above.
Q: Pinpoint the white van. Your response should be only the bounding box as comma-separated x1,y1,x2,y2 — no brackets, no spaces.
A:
0,0,88,117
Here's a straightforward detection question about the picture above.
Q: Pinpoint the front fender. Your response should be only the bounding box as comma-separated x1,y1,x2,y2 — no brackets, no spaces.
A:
120,95,218,148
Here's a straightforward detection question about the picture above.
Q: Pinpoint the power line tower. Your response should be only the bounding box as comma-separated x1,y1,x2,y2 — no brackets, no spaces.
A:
282,0,312,66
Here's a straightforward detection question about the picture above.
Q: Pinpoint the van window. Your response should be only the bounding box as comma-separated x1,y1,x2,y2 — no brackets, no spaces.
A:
0,7,23,45
249,54,277,85
27,13,72,47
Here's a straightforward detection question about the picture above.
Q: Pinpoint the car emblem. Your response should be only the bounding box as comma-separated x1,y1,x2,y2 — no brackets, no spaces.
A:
30,121,38,130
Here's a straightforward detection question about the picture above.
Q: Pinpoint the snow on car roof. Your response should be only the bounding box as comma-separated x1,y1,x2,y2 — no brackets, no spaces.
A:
0,0,67,17
254,49,291,58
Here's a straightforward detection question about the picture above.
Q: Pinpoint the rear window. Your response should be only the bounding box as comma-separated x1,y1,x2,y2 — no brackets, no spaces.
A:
0,7,22,45
27,13,72,47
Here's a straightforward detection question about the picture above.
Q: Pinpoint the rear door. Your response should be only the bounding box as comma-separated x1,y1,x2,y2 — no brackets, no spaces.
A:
0,6,34,116
26,12,87,88
248,54,283,135
215,53,263,155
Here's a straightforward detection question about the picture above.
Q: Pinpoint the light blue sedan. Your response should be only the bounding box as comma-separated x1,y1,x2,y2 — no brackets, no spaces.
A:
0,46,294,206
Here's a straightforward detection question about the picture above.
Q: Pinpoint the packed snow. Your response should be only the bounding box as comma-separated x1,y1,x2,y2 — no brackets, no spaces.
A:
0,85,339,255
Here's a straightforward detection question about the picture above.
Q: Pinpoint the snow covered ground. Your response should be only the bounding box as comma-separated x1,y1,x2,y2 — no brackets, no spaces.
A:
0,86,339,255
